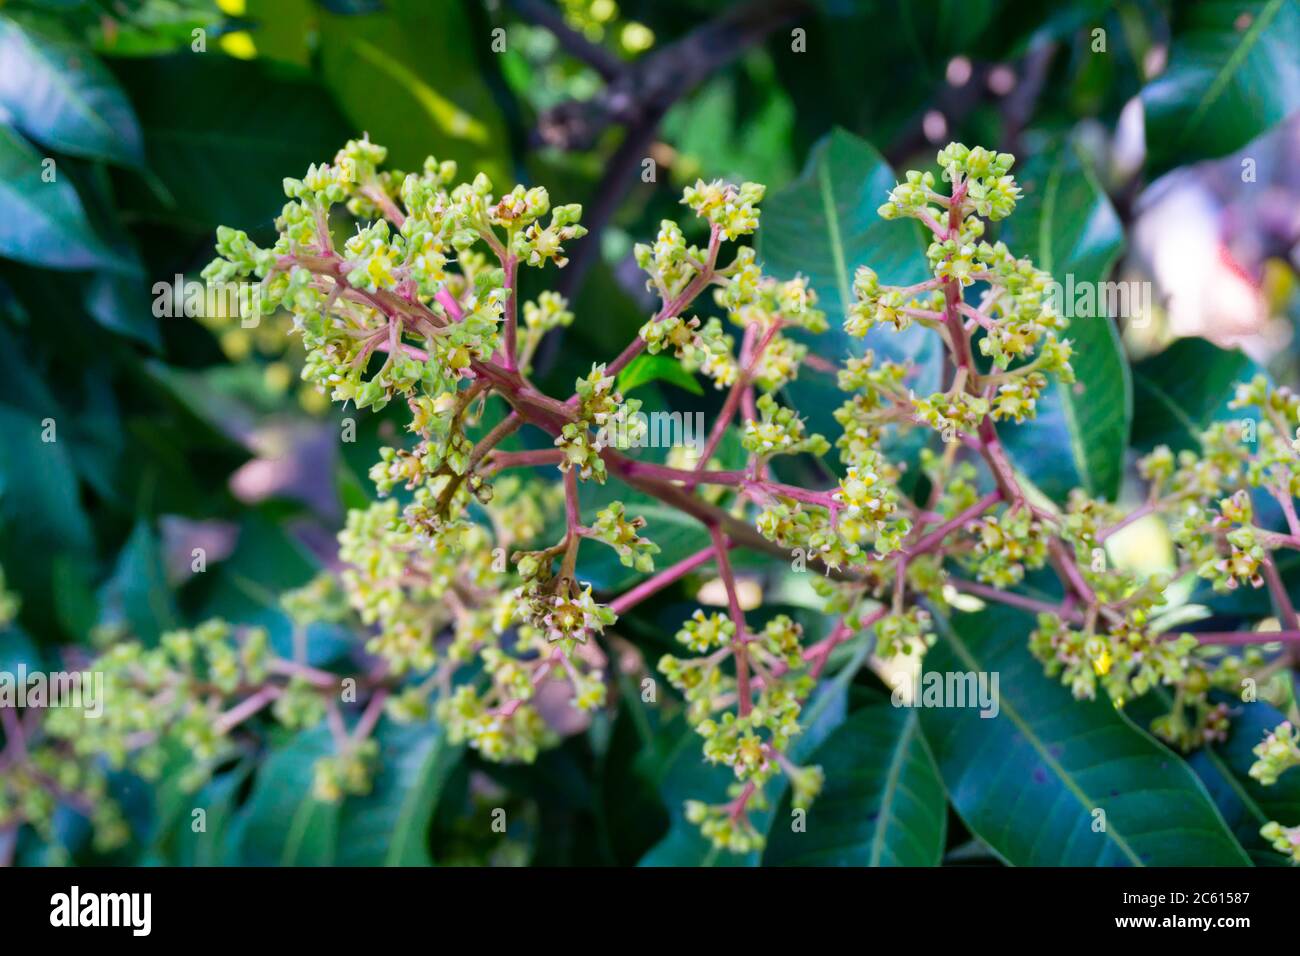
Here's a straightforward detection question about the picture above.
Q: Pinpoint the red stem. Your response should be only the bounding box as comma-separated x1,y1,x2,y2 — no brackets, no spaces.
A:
696,321,781,470
710,524,752,717
609,544,721,616
905,490,1001,557
502,254,519,371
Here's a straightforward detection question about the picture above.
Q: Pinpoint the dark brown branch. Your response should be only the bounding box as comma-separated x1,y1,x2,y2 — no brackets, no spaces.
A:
507,0,624,81
533,0,809,152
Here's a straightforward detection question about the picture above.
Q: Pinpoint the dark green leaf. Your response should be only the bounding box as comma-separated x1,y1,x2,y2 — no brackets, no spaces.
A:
596,682,672,865
0,124,119,269
111,54,352,229
232,725,339,866
336,720,462,866
84,271,160,350
0,12,143,166
1142,0,1300,173
0,404,94,637
919,605,1251,865
1131,337,1258,453
764,693,946,866
234,720,461,866
1129,691,1300,865
97,520,177,646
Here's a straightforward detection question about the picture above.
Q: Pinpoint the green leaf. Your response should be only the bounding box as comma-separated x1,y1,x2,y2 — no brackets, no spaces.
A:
243,0,316,67
233,720,462,866
919,605,1252,866
616,352,704,396
146,753,251,866
0,12,143,166
596,681,673,865
232,725,340,866
763,693,947,866
317,0,511,185
336,721,462,866
111,54,352,229
1130,692,1300,866
0,404,94,637
660,53,796,188
0,124,119,269
97,520,177,647
1131,337,1258,454
84,271,160,350
757,128,938,476
998,140,1130,502
1142,0,1300,173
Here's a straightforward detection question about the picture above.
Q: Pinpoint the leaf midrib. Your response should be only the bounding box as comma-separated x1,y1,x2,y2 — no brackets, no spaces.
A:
870,710,917,866
816,143,852,320
1178,0,1284,147
384,733,447,866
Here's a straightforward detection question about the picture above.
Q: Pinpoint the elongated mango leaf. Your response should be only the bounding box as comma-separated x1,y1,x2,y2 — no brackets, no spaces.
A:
1131,337,1259,453
1184,698,1300,866
757,128,938,475
181,764,250,867
764,693,946,866
232,725,340,866
336,722,462,866
0,125,119,269
998,140,1130,503
1142,0,1300,174
143,748,251,866
919,605,1251,865
0,12,142,166
234,719,461,865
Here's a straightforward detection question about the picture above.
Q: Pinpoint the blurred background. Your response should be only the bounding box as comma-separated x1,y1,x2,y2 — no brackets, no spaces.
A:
0,0,1297,864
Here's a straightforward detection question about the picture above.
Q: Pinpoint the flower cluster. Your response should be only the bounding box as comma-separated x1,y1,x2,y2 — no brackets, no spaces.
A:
1253,722,1300,863
198,139,1300,865
10,134,1287,868
660,610,821,851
